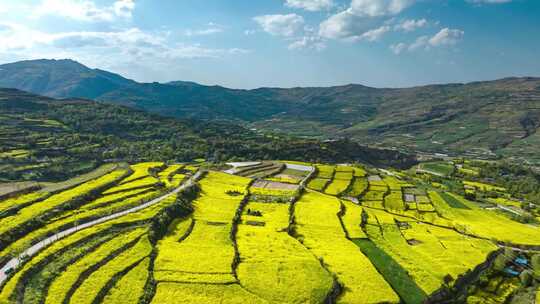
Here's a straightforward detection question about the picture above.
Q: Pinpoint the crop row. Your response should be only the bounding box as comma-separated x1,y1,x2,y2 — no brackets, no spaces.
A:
152,171,250,302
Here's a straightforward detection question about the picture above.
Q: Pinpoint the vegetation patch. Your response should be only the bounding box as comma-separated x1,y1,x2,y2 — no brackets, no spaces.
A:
353,239,427,304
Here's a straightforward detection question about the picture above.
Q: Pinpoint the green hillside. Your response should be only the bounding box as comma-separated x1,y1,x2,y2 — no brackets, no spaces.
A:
1,60,539,165
0,88,413,182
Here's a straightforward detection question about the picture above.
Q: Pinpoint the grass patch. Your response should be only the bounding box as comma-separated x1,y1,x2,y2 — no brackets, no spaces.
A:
440,192,471,209
353,239,427,304
421,162,454,176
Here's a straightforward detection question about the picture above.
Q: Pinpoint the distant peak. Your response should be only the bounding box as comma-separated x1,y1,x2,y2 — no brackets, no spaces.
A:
166,80,203,87
1,58,89,69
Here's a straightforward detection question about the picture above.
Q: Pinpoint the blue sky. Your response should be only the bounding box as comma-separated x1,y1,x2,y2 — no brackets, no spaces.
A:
0,0,538,89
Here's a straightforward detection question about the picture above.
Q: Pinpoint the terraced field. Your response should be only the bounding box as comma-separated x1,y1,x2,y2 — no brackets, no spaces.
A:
0,160,538,303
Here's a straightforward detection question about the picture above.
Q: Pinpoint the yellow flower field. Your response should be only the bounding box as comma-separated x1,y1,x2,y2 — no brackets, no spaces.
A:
45,229,147,304
69,236,152,304
102,258,149,304
430,191,540,245
295,191,399,303
236,201,333,303
341,200,367,239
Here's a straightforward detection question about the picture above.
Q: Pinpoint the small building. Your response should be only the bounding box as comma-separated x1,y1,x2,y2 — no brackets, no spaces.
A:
503,267,520,277
395,220,411,230
514,257,528,266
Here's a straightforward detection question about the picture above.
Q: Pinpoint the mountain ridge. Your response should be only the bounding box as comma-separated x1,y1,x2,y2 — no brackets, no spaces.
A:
1,59,539,164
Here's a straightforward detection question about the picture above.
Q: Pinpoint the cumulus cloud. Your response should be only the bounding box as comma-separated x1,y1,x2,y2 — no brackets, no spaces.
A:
428,28,464,46
319,10,370,40
288,35,326,51
319,11,390,42
285,0,334,11
113,0,135,18
349,0,415,17
253,13,327,51
319,0,416,41
0,22,248,63
32,0,135,22
354,25,391,41
394,18,427,32
253,14,305,37
391,27,464,54
407,35,429,51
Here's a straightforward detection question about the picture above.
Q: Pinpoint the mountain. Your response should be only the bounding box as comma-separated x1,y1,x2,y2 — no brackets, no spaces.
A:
1,59,539,164
0,59,136,99
0,87,413,181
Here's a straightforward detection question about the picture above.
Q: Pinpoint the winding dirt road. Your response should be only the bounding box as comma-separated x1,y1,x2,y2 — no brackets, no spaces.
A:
0,171,202,285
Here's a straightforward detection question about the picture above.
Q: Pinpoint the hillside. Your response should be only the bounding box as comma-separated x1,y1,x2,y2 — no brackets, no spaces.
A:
1,59,539,164
0,88,413,181
0,160,538,304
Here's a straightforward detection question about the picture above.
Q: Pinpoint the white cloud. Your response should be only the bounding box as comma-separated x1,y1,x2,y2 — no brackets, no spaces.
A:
285,0,334,11
319,9,369,40
391,27,464,54
319,0,416,41
288,35,326,51
113,0,135,18
32,0,135,22
408,35,429,51
389,42,406,54
319,11,389,42
354,25,390,41
394,18,427,32
0,22,248,62
253,14,305,37
349,0,415,17
428,28,464,46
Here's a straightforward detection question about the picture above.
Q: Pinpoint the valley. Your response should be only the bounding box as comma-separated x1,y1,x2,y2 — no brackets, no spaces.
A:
1,60,539,166
0,61,539,303
1,0,539,302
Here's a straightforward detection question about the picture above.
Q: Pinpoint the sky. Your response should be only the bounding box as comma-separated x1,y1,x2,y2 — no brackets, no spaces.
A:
0,0,539,89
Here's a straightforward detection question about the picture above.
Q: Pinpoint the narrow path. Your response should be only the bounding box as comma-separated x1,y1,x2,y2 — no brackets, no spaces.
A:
0,171,202,285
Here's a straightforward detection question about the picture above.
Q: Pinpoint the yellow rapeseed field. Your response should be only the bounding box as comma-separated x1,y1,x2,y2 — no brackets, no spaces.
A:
429,191,540,245
45,229,147,304
102,258,149,304
69,236,152,304
341,200,367,239
236,201,333,303
295,191,399,303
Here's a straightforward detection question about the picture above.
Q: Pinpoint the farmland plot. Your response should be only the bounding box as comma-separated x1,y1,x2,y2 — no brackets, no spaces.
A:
294,191,399,303
340,200,367,239
325,167,353,196
315,164,334,179
307,177,331,191
0,168,130,259
153,171,265,303
430,191,540,245
237,201,333,303
345,177,368,197
154,172,249,283
364,208,497,294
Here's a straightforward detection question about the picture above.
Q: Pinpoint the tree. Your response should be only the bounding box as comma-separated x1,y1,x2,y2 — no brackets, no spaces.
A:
519,270,532,287
443,274,454,287
531,254,540,280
